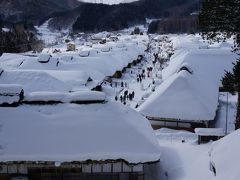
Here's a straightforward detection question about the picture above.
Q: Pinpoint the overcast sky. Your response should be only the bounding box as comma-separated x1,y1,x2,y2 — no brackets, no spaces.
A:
78,0,138,5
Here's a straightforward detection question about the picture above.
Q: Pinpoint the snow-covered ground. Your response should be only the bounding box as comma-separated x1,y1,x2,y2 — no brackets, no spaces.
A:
156,128,240,180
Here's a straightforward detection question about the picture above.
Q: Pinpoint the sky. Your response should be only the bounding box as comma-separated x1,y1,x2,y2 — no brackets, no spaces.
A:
78,0,138,5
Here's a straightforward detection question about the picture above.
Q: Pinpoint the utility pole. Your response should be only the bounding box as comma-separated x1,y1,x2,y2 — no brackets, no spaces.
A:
225,92,229,135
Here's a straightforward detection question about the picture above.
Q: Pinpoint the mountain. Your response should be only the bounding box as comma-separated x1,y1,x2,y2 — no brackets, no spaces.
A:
0,0,201,33
0,0,80,26
69,0,201,32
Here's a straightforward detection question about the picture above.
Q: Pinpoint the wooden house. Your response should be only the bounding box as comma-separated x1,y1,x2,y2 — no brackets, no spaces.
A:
0,101,161,180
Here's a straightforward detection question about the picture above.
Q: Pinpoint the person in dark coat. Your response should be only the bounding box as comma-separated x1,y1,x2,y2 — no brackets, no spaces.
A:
132,91,135,98
129,93,133,101
115,96,118,101
123,95,126,102
120,95,123,102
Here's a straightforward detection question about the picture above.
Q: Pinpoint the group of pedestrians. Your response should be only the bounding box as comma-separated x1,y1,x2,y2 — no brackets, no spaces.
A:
115,90,135,105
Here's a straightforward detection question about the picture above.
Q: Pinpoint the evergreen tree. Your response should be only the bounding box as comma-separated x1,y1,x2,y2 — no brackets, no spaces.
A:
199,0,240,129
222,60,240,128
199,0,240,50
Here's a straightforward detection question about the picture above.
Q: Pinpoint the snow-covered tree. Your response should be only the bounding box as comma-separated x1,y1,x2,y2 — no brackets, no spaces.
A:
199,0,240,50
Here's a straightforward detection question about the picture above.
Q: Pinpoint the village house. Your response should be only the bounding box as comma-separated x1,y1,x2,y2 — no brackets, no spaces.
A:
137,48,237,130
67,42,76,51
0,99,160,180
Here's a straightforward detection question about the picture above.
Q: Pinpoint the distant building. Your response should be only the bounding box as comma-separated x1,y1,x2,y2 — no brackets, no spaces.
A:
195,128,224,144
67,42,76,51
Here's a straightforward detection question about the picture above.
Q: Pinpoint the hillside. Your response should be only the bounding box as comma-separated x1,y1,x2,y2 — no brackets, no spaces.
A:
0,0,200,32
0,0,80,26
48,0,200,32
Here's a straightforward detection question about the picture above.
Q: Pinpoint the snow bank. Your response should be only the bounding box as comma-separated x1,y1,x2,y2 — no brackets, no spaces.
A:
0,84,24,105
210,129,240,180
155,128,197,142
0,101,160,164
195,128,225,136
24,91,106,103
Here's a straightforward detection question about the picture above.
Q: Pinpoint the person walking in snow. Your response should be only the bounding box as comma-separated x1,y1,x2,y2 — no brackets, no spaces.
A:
115,96,118,101
123,95,126,103
132,91,135,98
124,90,128,96
120,95,123,103
129,93,133,101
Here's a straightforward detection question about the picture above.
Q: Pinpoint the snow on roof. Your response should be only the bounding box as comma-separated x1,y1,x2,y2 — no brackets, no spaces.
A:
24,91,106,103
45,70,90,86
0,84,23,95
194,128,225,136
210,129,240,180
79,50,90,57
0,70,71,93
138,70,218,121
208,41,232,49
0,36,146,96
38,54,51,63
0,101,160,164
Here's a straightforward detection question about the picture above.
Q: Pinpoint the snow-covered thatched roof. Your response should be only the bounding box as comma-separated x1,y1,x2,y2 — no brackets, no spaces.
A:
0,37,146,93
138,47,238,122
0,101,160,164
138,70,218,121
